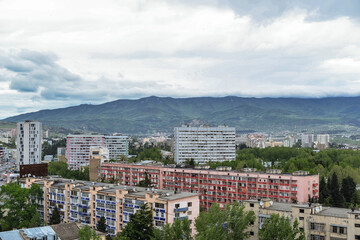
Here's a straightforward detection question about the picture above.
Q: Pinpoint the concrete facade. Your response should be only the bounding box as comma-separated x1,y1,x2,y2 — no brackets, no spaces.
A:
174,126,236,164
16,120,42,169
99,162,319,210
243,198,360,240
21,176,199,236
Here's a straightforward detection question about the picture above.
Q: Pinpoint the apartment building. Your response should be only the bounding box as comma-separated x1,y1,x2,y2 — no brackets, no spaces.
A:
104,136,129,160
99,162,319,211
66,135,128,170
302,133,314,148
16,120,42,169
317,134,330,149
89,147,110,181
243,198,360,240
66,135,105,170
20,176,199,237
174,126,236,164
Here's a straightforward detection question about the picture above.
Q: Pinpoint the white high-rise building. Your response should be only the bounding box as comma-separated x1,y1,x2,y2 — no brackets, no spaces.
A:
104,136,129,160
317,134,330,149
16,120,42,169
66,135,129,169
301,133,314,148
174,125,236,164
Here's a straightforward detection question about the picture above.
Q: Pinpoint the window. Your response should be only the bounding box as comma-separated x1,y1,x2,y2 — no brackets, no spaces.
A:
299,209,304,213
355,223,360,228
175,204,180,208
299,217,304,220
250,203,254,207
187,211,192,215
188,202,192,207
332,226,337,233
356,235,360,240
250,232,254,236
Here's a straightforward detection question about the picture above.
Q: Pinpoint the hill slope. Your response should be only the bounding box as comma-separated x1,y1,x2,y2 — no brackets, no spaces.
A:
4,96,360,134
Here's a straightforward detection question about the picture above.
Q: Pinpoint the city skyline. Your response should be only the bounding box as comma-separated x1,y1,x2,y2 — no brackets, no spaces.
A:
1,0,360,118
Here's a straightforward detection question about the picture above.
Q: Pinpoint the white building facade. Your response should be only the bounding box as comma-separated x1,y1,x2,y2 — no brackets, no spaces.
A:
174,126,236,164
104,136,129,160
16,120,42,169
301,133,314,148
66,135,128,169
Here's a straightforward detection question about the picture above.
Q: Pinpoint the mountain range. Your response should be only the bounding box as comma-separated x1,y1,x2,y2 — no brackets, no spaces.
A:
4,96,360,134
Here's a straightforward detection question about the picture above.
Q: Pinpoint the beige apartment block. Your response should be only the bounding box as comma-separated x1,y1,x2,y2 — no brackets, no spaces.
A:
20,176,199,237
243,199,360,240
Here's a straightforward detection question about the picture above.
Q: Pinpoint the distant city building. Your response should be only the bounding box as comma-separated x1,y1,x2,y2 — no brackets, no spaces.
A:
316,134,330,149
16,120,42,169
57,147,66,156
0,147,8,161
247,134,266,148
66,135,128,170
43,155,53,162
265,141,283,148
301,133,314,148
104,135,129,160
66,135,105,170
174,125,236,164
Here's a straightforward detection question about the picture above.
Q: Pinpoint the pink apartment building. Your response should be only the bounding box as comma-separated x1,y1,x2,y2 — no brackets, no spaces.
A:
67,135,105,170
99,162,319,211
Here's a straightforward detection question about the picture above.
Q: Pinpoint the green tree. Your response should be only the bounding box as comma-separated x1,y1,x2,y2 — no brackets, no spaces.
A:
138,172,152,188
330,172,344,207
153,218,191,240
79,225,101,240
97,216,107,233
259,214,305,240
319,176,329,204
50,206,61,225
119,204,154,240
341,176,356,206
195,202,255,240
29,211,43,228
0,183,42,230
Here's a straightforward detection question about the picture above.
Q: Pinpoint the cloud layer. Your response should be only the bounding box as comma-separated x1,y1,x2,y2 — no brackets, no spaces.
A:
1,0,360,118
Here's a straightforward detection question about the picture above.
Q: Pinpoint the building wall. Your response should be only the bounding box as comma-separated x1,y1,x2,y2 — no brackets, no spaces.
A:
66,135,105,170
104,136,129,160
243,199,360,240
174,126,236,164
16,121,42,169
21,177,199,237
100,163,319,210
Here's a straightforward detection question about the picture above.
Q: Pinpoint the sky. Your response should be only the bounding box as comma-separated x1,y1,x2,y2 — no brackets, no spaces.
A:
1,0,360,119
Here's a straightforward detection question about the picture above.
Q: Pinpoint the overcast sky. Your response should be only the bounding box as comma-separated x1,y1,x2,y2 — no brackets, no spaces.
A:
1,0,360,118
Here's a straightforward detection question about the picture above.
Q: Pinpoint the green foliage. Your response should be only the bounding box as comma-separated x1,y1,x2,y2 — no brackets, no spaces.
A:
97,216,107,233
29,211,43,228
138,148,162,161
48,161,89,181
341,176,356,207
42,138,66,158
0,183,43,231
319,176,329,204
259,214,305,240
119,204,154,240
195,202,255,240
50,206,61,225
185,158,195,167
329,172,344,207
153,219,191,240
79,225,102,240
138,172,152,188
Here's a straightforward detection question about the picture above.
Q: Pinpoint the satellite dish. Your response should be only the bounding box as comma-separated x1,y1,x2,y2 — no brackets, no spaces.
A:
315,207,319,212
269,201,273,205
260,201,263,206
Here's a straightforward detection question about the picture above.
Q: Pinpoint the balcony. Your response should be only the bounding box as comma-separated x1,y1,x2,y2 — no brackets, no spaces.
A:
174,207,189,212
174,216,188,221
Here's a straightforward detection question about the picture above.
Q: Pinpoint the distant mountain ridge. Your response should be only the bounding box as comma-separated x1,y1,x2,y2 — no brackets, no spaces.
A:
4,96,360,134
